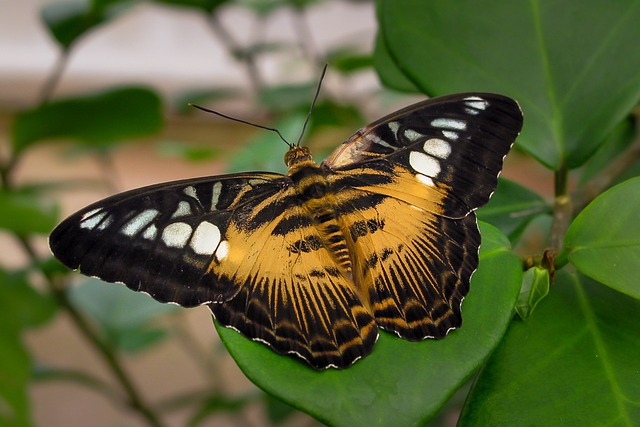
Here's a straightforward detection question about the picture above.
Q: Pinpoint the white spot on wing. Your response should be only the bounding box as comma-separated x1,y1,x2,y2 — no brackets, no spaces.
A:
80,210,107,230
215,240,230,261
122,209,159,236
162,222,192,248
388,121,400,136
404,128,424,142
211,182,222,211
171,201,191,218
366,133,395,149
183,186,199,202
190,221,221,255
97,215,113,231
423,138,452,159
142,224,158,240
431,118,467,130
464,96,489,111
409,151,441,177
441,130,459,140
416,174,435,186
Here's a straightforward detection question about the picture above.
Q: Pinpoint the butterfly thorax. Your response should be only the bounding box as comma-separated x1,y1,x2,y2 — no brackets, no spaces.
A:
286,146,353,278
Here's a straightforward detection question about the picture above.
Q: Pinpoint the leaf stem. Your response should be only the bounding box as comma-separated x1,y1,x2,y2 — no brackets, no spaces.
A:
549,160,572,251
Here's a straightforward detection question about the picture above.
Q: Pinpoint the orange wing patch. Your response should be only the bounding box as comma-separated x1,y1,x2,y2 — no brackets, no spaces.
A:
208,198,377,369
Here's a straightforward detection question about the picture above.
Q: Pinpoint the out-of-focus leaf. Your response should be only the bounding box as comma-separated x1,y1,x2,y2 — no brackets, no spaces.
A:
0,269,57,331
565,177,640,299
0,269,57,427
12,87,162,153
155,140,222,162
264,393,297,424
69,278,179,353
226,112,306,174
0,190,59,235
477,178,549,243
308,100,364,131
153,0,230,13
187,394,253,427
174,88,239,113
328,48,373,74
258,83,317,112
41,0,133,49
515,267,550,319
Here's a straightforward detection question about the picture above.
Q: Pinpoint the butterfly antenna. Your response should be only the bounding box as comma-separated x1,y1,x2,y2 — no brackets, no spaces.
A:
295,64,327,147
189,103,292,148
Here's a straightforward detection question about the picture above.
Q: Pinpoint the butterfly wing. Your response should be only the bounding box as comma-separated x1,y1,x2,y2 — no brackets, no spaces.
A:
50,172,377,369
323,93,523,339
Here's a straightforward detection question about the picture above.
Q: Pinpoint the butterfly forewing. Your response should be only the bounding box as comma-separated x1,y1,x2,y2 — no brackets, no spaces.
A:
49,92,523,370
49,173,286,306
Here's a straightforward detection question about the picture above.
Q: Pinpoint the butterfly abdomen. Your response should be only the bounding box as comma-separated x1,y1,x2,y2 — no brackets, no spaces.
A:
288,160,353,277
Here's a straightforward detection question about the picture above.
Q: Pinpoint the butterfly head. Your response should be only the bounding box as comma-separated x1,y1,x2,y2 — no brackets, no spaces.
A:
284,145,314,168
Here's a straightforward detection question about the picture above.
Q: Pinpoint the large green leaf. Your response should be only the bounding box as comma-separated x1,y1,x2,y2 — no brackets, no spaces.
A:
377,0,640,170
215,223,522,426
459,271,640,425
564,177,640,299
12,87,162,153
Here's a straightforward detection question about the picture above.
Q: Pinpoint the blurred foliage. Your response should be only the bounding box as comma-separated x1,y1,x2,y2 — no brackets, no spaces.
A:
0,0,639,426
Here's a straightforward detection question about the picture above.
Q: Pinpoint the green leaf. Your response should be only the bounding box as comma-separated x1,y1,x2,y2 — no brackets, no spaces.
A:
0,269,57,333
460,271,640,426
215,223,522,426
69,278,179,353
515,266,550,319
0,269,57,427
41,0,133,49
373,33,419,93
0,190,59,235
476,178,549,243
377,0,640,170
579,116,637,184
12,86,163,153
258,83,317,112
565,177,640,299
0,333,31,427
327,48,373,75
155,140,222,162
153,0,230,13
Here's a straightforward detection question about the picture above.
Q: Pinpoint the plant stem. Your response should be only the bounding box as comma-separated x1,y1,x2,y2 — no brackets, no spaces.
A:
39,49,70,104
549,160,572,251
15,235,167,427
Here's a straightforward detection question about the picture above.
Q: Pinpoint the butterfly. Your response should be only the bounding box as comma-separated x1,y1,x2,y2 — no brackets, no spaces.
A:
49,93,523,369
